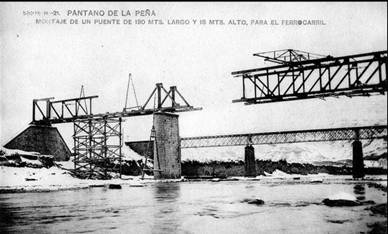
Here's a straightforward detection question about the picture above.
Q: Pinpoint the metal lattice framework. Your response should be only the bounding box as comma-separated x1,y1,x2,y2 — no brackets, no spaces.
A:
253,49,326,64
232,50,387,104
32,83,201,125
73,117,122,179
32,96,98,125
180,125,387,148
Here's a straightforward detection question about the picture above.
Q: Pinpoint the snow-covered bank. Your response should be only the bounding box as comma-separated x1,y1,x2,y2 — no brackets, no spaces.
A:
229,170,388,188
0,166,151,193
1,142,386,193
1,165,387,193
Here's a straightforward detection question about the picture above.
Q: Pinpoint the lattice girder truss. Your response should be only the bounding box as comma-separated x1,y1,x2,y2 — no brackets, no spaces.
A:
232,51,387,104
32,96,98,125
180,125,387,148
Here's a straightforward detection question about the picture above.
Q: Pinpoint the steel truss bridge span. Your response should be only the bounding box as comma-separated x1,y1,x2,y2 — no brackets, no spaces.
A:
232,50,387,105
180,125,387,148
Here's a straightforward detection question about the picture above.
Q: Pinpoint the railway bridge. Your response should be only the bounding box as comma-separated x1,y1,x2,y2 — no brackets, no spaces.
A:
130,49,387,179
4,49,388,179
128,125,388,178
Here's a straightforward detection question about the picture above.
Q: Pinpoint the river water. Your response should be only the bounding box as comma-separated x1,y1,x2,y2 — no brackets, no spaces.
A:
0,178,386,234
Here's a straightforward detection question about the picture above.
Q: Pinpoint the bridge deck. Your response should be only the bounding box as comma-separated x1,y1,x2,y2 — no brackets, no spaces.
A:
180,125,387,148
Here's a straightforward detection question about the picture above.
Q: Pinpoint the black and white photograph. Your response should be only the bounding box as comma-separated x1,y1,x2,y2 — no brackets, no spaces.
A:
0,2,387,233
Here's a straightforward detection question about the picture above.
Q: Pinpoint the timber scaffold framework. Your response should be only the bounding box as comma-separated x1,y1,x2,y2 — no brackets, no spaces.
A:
73,117,122,179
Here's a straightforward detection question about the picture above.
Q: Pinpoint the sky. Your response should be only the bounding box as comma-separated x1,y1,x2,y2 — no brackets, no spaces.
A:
1,2,387,147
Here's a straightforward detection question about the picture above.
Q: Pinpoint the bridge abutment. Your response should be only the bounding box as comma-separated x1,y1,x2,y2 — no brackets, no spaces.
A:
352,140,365,179
153,112,181,179
4,125,71,161
244,145,256,177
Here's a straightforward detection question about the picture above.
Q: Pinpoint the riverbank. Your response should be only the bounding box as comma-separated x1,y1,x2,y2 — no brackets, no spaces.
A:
182,159,387,178
0,166,155,193
1,164,386,193
1,147,387,193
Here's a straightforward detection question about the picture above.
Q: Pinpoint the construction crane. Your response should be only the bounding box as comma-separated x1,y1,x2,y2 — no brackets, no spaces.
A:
253,49,328,64
123,73,141,112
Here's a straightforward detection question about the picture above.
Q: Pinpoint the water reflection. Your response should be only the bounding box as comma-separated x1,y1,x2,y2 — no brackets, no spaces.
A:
154,182,181,202
354,184,366,200
0,199,16,232
0,181,386,233
152,183,182,233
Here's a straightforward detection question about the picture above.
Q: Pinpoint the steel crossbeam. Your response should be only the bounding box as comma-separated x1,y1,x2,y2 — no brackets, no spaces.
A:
232,51,387,104
180,125,387,148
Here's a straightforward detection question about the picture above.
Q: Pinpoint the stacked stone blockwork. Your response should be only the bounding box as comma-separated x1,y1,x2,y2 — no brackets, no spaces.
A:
153,112,181,179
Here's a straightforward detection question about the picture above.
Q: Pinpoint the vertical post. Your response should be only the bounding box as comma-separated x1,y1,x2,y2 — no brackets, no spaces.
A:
319,67,322,91
157,83,162,109
355,64,359,85
75,100,79,117
32,100,36,122
377,55,382,84
61,102,64,118
88,119,93,176
46,99,51,120
253,76,257,99
266,71,270,96
328,67,331,90
384,55,387,84
119,117,122,178
89,98,92,115
73,123,77,171
347,62,351,86
103,117,107,179
352,129,365,179
170,86,176,108
242,76,246,99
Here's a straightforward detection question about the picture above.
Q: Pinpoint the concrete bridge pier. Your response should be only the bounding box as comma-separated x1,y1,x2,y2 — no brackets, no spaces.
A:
352,139,365,179
244,145,256,177
153,112,181,179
